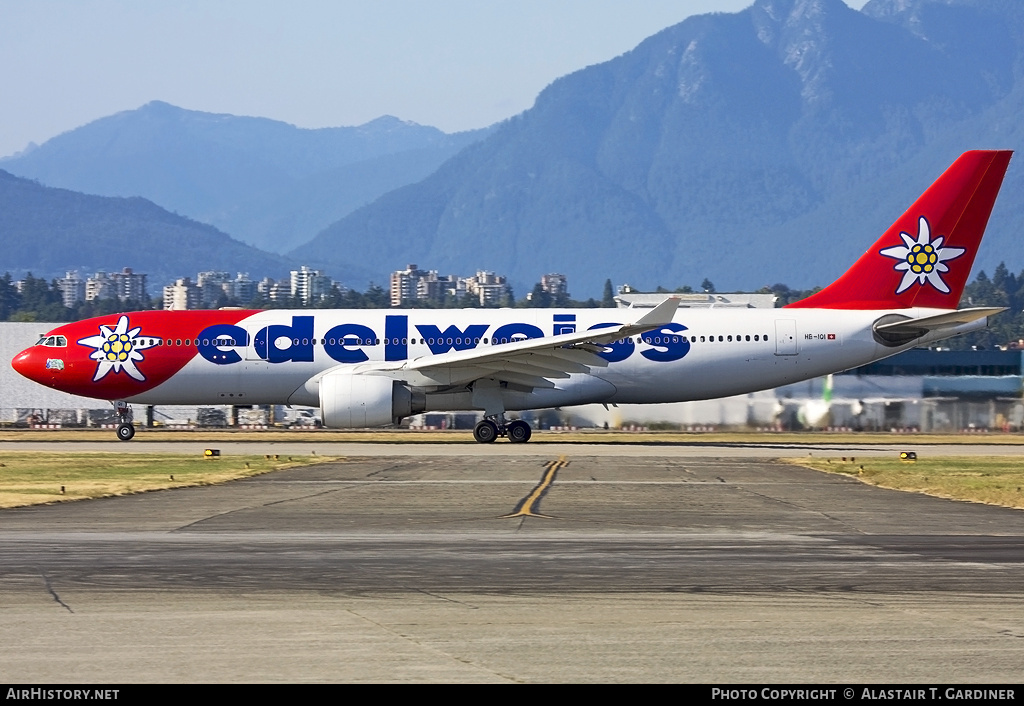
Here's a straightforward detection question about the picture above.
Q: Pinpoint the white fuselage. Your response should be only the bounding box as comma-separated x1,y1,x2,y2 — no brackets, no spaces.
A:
126,307,980,413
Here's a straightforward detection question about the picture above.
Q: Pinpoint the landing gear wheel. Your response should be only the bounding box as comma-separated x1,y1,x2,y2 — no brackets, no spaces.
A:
473,419,498,444
116,423,135,441
507,420,532,443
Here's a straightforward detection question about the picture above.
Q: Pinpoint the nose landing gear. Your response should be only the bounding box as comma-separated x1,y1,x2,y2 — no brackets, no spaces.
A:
113,401,135,441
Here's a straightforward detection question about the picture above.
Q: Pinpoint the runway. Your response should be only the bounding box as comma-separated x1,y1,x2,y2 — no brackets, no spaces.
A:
2,446,1024,682
4,437,1024,457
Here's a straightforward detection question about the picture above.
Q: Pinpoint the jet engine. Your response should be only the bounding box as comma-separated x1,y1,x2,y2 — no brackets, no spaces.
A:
319,371,415,428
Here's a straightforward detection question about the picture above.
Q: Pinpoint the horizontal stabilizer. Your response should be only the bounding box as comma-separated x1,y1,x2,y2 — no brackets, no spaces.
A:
874,307,1007,335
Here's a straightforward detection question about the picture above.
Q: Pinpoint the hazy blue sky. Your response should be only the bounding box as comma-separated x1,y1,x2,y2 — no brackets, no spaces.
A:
1,1,868,158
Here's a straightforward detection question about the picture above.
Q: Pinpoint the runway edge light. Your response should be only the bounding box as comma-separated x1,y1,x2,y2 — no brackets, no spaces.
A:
900,451,917,462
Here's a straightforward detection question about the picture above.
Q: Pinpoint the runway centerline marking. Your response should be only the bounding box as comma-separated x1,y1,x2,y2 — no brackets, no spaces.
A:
501,456,568,519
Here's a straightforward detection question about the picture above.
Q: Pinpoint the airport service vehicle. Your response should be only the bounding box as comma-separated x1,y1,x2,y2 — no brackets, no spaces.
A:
12,151,1012,443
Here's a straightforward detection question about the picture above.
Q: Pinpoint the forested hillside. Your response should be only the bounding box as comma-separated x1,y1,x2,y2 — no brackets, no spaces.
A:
1,101,489,254
293,0,1024,297
0,170,297,286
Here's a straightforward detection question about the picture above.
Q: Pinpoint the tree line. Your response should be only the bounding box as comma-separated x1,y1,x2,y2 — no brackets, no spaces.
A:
3,269,1023,351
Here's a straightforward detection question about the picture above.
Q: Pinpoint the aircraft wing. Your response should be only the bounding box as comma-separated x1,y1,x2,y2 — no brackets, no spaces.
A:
874,307,1007,337
348,297,681,389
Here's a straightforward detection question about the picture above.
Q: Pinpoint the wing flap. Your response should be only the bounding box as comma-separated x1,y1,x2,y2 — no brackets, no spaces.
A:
477,359,573,379
542,347,610,368
481,371,557,389
406,297,680,373
343,299,680,392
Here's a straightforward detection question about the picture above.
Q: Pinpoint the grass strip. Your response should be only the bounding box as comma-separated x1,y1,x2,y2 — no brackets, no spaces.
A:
0,451,334,508
791,455,1024,510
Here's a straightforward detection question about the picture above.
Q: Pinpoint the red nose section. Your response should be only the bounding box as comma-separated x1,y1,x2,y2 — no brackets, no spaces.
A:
11,347,58,389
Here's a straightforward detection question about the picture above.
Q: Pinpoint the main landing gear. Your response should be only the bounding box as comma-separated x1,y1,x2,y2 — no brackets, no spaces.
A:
113,401,135,441
473,417,532,444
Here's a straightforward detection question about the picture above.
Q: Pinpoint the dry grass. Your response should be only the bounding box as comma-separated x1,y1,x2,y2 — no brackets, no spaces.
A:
0,451,334,508
792,455,1024,510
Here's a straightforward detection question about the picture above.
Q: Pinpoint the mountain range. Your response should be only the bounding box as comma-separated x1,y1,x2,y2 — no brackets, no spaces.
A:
0,169,292,287
292,0,1024,296
4,0,1024,297
2,101,489,255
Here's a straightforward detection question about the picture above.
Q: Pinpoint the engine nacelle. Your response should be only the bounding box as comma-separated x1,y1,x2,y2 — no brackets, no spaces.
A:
319,372,413,428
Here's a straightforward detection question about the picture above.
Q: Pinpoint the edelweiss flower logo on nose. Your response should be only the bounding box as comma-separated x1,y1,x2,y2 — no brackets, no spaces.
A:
77,315,162,382
879,216,965,294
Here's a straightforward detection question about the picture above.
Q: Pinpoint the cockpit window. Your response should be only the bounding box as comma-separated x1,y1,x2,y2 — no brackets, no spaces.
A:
35,336,67,347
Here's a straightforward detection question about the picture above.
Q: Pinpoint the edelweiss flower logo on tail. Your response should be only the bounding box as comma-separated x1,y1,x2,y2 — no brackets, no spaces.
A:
879,216,965,294
78,315,162,382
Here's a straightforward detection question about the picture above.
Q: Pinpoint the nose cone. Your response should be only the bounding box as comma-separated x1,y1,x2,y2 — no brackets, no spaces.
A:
12,348,33,375
12,347,59,388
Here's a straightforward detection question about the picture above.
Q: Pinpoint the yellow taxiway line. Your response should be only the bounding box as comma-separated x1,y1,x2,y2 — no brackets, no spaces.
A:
502,455,569,519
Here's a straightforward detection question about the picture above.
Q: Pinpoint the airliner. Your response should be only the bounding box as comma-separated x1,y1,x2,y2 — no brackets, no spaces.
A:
11,150,1013,443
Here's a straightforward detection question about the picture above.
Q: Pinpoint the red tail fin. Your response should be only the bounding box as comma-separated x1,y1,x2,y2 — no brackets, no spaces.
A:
787,150,1012,310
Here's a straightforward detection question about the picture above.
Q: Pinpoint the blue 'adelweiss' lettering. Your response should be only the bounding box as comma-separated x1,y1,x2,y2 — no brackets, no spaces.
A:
492,322,544,343
416,323,489,354
197,314,691,366
197,324,249,365
254,316,314,363
385,315,407,361
641,323,690,362
589,323,634,362
323,323,374,363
